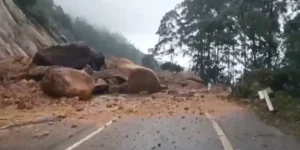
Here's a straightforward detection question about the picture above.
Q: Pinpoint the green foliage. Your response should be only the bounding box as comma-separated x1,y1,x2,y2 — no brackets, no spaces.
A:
71,18,144,64
160,62,184,73
141,55,160,71
154,0,289,84
272,92,300,122
13,0,37,10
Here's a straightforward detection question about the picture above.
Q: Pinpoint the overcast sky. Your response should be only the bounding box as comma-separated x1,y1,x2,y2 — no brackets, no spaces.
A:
54,0,191,67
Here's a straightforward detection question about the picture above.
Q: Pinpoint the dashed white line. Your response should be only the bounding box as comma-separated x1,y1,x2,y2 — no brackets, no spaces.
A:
65,120,113,150
205,112,234,150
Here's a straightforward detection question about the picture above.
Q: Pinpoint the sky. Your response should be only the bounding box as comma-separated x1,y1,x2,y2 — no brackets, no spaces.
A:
54,0,191,67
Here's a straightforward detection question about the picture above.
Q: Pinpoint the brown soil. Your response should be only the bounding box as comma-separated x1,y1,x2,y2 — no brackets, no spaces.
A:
0,85,246,128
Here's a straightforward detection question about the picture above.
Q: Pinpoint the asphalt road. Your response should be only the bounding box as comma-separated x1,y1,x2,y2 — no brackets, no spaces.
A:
1,111,300,150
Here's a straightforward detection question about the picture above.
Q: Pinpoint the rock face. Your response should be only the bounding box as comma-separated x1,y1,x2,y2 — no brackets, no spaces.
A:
32,42,106,71
0,0,57,60
40,67,95,100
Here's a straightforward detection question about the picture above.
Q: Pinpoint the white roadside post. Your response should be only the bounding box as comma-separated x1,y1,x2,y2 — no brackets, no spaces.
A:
258,88,274,112
207,82,212,92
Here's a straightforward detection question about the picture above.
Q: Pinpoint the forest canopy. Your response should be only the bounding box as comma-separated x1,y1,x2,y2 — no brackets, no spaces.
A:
154,0,300,86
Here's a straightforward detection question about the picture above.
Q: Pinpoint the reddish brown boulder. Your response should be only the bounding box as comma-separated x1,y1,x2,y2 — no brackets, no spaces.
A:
127,67,166,94
40,67,95,100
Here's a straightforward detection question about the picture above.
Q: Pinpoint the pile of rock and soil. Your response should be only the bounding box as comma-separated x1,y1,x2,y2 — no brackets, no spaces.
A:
0,41,217,128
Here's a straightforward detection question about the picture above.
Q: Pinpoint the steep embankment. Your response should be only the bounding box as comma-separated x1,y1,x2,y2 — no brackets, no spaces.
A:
0,0,57,59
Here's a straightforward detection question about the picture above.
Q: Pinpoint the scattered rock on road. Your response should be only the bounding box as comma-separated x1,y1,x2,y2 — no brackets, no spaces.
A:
73,104,85,112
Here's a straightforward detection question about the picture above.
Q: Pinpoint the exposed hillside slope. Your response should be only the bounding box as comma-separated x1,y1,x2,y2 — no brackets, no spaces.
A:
0,0,57,59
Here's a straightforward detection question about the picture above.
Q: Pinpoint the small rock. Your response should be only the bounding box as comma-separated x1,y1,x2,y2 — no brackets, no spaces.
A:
25,103,34,110
20,79,28,84
59,97,68,101
118,105,124,110
125,108,135,114
106,103,113,108
117,96,126,101
167,89,179,95
178,92,192,97
201,95,204,98
175,97,186,102
78,115,85,119
73,96,80,101
17,101,26,110
2,98,13,106
184,107,190,111
208,109,215,113
33,131,50,138
73,104,85,111
139,91,149,96
71,124,78,128
58,113,67,119
28,79,35,84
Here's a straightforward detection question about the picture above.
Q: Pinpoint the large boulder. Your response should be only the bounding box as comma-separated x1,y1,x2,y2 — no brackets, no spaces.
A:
127,67,166,94
40,67,95,100
32,42,106,71
28,65,58,81
105,56,166,94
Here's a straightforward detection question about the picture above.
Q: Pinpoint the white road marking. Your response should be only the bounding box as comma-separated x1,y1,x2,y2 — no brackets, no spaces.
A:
65,120,113,150
205,112,234,150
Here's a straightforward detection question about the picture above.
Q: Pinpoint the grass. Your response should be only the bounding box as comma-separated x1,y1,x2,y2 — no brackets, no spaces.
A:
230,91,300,139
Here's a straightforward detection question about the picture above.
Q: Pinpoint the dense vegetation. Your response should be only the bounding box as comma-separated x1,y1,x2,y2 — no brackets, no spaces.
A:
13,0,144,64
141,54,160,71
154,0,300,90
154,0,300,131
160,62,184,73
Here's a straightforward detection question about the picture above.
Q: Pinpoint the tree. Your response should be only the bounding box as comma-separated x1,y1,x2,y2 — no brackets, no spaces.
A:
13,0,37,9
141,54,160,71
154,0,289,84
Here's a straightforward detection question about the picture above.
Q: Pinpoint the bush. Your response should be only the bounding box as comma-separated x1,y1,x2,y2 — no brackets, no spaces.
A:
141,55,159,71
161,62,184,73
13,0,37,10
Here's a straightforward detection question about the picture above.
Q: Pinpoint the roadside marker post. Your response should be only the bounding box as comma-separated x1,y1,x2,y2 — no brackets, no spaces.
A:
258,88,274,112
207,83,212,91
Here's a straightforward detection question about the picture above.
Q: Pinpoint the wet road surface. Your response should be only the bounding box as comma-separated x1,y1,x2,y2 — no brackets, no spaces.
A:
1,111,300,150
